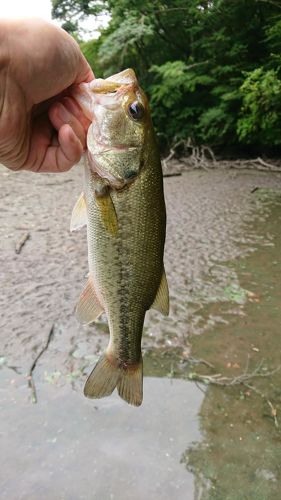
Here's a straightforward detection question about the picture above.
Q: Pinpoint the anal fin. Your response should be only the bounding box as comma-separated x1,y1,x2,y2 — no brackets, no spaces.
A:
76,277,104,325
151,268,169,316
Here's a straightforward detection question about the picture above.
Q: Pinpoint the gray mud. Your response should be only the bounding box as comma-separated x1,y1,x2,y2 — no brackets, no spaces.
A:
1,164,281,498
2,166,281,375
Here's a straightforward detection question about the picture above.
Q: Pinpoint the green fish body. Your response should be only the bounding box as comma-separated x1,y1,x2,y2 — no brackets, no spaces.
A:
72,69,169,406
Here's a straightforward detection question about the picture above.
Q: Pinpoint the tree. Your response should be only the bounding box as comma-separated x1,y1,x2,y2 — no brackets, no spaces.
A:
52,0,281,153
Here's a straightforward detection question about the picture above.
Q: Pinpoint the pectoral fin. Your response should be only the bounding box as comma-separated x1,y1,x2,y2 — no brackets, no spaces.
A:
151,269,169,316
76,277,104,325
70,192,87,232
95,192,118,236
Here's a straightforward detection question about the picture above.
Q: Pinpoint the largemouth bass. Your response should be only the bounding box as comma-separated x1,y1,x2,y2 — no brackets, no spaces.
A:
72,69,169,406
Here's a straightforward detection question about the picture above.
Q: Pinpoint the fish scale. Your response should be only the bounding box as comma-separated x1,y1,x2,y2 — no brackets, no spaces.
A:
71,69,169,406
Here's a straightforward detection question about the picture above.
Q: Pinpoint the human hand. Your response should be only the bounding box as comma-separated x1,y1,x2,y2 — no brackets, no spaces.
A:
0,18,94,173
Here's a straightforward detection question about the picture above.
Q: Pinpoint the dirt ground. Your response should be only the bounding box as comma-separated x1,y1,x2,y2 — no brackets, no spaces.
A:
1,163,281,382
2,163,281,499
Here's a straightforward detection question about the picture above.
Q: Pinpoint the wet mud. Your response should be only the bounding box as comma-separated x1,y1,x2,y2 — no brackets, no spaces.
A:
1,164,281,498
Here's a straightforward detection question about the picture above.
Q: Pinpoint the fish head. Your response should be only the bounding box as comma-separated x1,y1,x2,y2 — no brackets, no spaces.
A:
74,69,151,189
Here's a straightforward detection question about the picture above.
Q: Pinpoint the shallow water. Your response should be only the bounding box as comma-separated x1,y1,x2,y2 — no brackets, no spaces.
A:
1,168,281,498
144,188,281,499
183,189,281,500
1,369,202,500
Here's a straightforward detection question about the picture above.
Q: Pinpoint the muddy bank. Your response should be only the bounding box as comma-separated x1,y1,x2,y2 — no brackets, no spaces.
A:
1,165,281,380
1,164,281,499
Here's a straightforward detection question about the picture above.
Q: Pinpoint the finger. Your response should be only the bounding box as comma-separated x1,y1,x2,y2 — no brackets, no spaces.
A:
62,96,91,130
33,124,83,173
49,102,87,149
75,59,94,84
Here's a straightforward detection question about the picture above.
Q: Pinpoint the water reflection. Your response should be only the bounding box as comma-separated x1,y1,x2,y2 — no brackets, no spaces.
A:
181,190,281,499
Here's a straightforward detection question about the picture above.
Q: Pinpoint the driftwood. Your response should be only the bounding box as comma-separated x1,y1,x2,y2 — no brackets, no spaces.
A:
162,137,281,174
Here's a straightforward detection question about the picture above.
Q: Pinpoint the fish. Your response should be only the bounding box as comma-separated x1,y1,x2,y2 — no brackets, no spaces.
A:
71,69,169,406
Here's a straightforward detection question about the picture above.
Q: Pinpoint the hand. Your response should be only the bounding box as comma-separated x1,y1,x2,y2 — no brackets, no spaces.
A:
0,18,94,173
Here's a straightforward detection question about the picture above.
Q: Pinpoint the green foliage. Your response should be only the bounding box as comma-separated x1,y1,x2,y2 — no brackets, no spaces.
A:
149,61,215,141
98,16,154,76
80,38,104,77
237,68,281,145
52,0,281,152
265,17,281,69
52,0,106,21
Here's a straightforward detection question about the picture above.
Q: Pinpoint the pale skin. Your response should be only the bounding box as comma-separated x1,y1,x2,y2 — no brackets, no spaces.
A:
0,18,94,173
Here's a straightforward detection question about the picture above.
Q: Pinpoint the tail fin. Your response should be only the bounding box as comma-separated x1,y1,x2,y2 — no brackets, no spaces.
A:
84,354,119,398
84,354,143,407
117,359,143,407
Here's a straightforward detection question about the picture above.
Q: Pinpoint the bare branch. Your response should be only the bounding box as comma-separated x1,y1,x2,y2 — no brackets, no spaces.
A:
188,362,281,386
187,359,281,430
27,323,55,403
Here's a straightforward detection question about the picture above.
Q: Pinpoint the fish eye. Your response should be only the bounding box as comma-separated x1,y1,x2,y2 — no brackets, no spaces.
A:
128,101,145,120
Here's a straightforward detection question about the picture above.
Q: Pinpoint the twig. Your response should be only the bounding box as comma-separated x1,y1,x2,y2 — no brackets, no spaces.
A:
194,381,207,394
15,231,30,254
162,139,185,170
229,158,281,172
163,173,182,178
187,360,281,429
27,323,55,403
162,137,217,173
188,361,281,386
6,364,22,375
188,356,215,369
244,383,279,429
15,226,49,232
